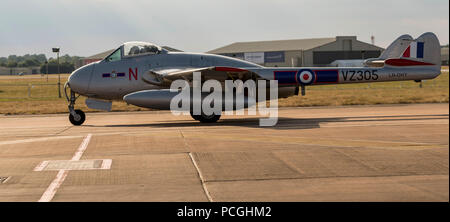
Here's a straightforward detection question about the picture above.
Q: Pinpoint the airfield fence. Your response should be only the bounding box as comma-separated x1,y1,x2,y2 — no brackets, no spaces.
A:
0,83,64,99
0,80,448,99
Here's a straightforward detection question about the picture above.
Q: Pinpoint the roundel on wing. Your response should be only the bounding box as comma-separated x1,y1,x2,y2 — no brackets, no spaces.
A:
296,69,315,85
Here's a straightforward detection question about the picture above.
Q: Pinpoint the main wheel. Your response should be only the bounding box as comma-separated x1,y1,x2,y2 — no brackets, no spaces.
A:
190,111,201,121
69,109,85,125
198,113,221,123
190,111,221,123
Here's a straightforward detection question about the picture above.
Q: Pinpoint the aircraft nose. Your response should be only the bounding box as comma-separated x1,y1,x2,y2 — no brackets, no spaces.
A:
68,64,94,94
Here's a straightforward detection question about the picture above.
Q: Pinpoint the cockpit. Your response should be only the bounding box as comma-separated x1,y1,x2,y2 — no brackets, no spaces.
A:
104,41,164,62
124,42,162,56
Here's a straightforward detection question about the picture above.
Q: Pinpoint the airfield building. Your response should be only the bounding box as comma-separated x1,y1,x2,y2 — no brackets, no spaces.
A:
441,45,449,65
0,66,41,75
207,36,384,67
82,49,115,66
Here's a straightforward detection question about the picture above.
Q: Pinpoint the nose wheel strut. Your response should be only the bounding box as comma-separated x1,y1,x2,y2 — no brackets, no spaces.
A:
65,83,86,125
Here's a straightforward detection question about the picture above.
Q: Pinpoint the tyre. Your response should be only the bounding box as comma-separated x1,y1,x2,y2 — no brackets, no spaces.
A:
198,113,221,123
69,109,86,125
190,110,221,123
190,111,201,121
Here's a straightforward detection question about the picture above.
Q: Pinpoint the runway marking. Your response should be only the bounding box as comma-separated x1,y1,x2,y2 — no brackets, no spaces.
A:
101,159,113,169
33,161,49,171
0,135,83,146
38,133,92,202
0,131,185,146
38,170,68,202
72,134,92,161
34,159,112,171
0,176,10,184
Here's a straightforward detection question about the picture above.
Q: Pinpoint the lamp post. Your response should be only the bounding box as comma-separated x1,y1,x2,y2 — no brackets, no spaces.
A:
45,61,48,82
52,48,61,98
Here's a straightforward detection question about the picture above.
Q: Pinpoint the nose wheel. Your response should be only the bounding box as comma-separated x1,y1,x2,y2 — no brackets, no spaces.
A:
69,109,85,125
65,83,86,126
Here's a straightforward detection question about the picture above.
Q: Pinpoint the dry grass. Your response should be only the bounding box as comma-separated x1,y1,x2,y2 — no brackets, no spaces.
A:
0,98,145,115
278,87,448,107
279,67,448,107
0,68,448,115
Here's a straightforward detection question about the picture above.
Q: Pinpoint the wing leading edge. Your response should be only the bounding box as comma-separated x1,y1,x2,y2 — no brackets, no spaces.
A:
142,66,258,86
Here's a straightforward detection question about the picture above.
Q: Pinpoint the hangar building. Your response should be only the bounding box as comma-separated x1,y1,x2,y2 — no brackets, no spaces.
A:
207,36,384,67
82,49,115,66
441,45,449,65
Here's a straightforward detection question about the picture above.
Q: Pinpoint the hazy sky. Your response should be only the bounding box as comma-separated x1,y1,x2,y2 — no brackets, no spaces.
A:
0,0,448,58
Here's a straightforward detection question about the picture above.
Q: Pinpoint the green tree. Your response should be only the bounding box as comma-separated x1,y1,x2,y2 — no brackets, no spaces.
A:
6,61,17,67
40,60,75,74
18,59,41,67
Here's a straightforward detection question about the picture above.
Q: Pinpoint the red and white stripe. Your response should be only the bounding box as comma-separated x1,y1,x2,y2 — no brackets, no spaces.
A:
402,42,418,58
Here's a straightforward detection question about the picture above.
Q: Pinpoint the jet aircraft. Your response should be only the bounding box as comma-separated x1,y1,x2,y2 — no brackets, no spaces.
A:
65,32,441,125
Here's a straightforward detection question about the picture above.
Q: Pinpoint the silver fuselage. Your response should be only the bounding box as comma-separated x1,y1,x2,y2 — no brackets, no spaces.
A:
68,33,441,103
68,51,262,100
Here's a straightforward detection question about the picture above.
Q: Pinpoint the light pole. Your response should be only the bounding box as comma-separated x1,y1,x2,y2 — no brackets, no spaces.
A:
45,61,48,82
52,48,61,98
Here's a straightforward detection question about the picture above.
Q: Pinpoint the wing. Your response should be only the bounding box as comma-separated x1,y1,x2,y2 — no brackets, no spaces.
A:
142,66,260,86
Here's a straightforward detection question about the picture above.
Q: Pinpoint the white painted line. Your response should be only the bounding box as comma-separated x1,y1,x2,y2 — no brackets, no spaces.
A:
71,134,92,161
34,159,112,171
0,135,83,146
101,159,113,169
188,152,213,202
33,161,49,171
38,169,69,202
37,134,92,202
3,176,10,184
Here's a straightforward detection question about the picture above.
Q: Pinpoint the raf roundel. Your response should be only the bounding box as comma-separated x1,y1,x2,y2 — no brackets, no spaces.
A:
297,70,314,85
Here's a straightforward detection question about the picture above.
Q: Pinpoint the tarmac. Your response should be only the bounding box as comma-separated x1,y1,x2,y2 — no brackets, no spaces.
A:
0,103,448,202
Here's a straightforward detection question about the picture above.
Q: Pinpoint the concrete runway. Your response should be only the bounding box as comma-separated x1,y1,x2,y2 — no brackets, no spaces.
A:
0,103,448,202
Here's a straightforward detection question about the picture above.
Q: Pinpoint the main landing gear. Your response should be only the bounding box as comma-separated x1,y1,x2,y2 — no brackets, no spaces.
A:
190,110,221,123
65,83,86,126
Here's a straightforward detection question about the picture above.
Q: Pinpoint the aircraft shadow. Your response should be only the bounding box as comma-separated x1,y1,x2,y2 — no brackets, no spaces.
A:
100,114,448,130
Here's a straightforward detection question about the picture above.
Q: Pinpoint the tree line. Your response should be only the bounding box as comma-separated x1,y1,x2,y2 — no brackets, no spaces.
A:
0,54,83,74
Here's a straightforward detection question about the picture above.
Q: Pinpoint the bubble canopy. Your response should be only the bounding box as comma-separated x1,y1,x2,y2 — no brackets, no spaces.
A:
104,41,163,62
123,41,162,56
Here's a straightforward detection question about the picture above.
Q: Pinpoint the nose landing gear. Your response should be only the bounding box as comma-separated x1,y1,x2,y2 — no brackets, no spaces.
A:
69,109,85,125
65,82,86,126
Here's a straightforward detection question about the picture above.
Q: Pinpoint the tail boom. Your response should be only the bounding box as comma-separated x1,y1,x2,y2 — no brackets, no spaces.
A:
251,32,441,86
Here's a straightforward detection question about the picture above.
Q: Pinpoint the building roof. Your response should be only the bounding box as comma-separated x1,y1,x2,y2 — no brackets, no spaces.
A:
162,46,183,52
84,49,115,60
207,37,337,54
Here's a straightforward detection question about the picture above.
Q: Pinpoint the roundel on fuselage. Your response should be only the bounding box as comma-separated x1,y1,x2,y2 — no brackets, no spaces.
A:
296,69,315,85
